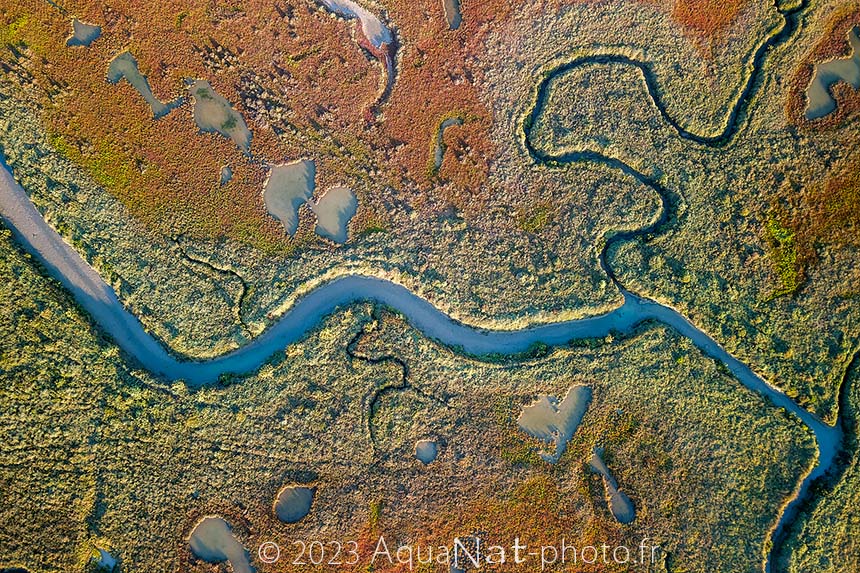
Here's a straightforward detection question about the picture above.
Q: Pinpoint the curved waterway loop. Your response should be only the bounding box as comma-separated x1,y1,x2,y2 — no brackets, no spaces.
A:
519,1,841,570
0,151,840,572
523,0,807,150
0,1,839,567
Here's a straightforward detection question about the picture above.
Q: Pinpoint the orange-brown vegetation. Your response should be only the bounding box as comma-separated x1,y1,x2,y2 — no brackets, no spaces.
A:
378,0,519,211
670,0,747,39
786,5,860,129
770,151,860,295
408,477,635,573
0,0,393,249
0,0,543,246
0,0,770,247
796,152,860,252
252,472,636,573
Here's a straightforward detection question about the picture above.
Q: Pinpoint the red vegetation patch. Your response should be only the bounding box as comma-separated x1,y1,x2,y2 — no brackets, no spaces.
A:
254,473,638,573
0,0,542,241
378,0,517,212
1,0,386,249
786,7,860,130
670,0,747,38
404,475,636,573
772,151,860,295
798,153,860,252
2,0,759,244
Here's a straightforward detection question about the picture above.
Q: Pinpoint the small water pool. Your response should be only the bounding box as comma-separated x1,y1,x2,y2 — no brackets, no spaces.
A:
189,516,254,573
189,80,252,153
805,26,860,120
415,439,438,464
66,18,101,47
431,117,464,174
589,448,636,524
107,52,181,119
442,0,461,30
263,159,316,236
309,185,357,244
274,485,315,523
517,385,592,463
317,0,393,48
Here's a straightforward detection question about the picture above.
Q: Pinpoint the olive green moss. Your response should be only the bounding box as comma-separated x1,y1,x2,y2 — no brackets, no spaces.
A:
765,216,804,298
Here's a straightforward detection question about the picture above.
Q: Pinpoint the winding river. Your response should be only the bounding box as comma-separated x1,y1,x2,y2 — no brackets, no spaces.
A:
0,0,844,570
520,3,844,570
0,148,840,572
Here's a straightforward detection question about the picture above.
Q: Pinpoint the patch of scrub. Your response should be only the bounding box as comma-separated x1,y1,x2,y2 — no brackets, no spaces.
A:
66,18,100,47
219,165,233,186
107,52,181,119
274,485,315,523
317,0,393,48
517,385,591,463
189,517,254,573
442,0,461,30
189,80,252,153
765,216,803,297
415,439,438,464
589,447,636,524
806,26,860,120
430,116,464,175
309,186,357,244
263,159,315,236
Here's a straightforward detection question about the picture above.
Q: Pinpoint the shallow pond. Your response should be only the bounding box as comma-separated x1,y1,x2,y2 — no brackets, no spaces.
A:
219,165,233,186
66,18,100,47
107,52,181,119
432,117,464,173
274,486,315,523
806,26,860,120
442,0,461,30
415,439,438,464
309,185,357,244
589,448,636,524
517,385,591,463
189,517,254,573
189,80,252,153
263,159,316,236
317,0,393,48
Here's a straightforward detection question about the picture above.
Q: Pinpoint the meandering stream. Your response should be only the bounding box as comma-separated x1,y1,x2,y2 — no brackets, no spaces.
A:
521,2,843,569
0,1,843,569
0,149,839,572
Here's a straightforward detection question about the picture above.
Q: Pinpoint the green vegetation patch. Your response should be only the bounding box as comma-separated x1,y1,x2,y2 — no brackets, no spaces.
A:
516,203,554,233
0,224,132,573
765,215,804,298
0,13,28,47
